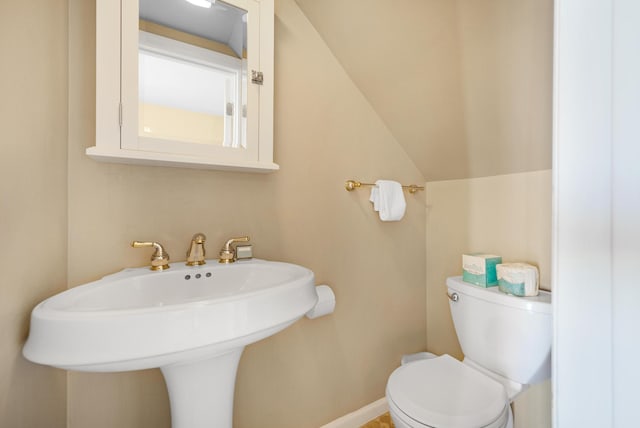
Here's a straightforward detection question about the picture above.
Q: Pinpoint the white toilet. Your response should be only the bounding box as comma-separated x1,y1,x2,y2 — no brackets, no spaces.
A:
386,276,552,428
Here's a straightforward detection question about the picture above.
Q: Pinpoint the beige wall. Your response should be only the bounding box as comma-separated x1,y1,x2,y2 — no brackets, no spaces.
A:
65,0,426,427
295,0,467,182
0,0,68,426
425,170,552,428
295,0,553,181
456,0,554,179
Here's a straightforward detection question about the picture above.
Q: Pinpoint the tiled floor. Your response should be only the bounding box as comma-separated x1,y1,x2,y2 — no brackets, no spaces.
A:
360,412,395,428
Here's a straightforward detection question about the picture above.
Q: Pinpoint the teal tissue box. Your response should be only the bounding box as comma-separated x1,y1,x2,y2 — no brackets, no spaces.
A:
498,278,526,296
462,254,502,287
496,263,539,296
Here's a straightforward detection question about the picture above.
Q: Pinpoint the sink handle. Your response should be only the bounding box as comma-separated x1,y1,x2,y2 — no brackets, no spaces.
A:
223,236,249,249
219,236,250,264
131,241,170,271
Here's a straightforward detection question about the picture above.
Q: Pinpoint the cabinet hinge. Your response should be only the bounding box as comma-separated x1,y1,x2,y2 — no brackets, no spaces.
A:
226,102,234,116
251,70,264,85
119,102,123,127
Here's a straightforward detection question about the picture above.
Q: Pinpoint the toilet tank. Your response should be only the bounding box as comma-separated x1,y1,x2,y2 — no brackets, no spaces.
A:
446,276,552,385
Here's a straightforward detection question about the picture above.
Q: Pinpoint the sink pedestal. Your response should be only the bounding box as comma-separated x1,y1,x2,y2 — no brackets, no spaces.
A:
161,348,244,428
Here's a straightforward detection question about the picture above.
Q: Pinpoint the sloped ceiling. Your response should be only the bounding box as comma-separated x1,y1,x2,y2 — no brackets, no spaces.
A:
294,0,553,181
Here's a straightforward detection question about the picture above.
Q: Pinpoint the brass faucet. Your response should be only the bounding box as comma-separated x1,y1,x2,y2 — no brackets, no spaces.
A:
218,236,250,263
131,241,170,271
186,233,207,266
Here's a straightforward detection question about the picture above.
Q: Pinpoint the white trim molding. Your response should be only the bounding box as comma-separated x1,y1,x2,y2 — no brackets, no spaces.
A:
320,398,388,428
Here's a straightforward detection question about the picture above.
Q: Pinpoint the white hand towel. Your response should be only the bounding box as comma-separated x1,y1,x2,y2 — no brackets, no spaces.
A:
369,186,380,211
369,180,406,221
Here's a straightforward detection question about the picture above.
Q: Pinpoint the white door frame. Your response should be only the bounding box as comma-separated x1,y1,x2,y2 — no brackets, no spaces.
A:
553,1,640,427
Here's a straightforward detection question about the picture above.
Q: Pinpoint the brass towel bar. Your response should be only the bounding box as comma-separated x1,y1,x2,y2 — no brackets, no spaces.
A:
345,180,424,194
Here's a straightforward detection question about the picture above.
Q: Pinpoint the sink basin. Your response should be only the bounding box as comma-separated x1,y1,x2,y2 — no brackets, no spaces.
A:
24,258,317,371
23,259,318,428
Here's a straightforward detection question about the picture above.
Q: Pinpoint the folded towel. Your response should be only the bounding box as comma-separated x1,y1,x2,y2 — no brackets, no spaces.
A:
369,180,406,221
369,186,380,211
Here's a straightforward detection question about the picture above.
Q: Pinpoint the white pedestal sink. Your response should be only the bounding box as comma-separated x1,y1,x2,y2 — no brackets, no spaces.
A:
23,259,318,428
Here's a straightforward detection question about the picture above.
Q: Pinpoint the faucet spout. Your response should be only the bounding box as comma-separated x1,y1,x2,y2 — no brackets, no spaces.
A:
186,233,207,266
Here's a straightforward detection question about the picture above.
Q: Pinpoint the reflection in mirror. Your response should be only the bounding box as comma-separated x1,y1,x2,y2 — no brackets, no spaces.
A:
138,0,248,149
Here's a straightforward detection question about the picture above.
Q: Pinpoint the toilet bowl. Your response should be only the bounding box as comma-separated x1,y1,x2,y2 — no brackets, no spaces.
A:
386,355,512,428
386,276,552,428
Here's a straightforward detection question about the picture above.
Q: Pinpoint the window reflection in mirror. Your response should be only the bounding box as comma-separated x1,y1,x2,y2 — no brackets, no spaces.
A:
138,0,247,149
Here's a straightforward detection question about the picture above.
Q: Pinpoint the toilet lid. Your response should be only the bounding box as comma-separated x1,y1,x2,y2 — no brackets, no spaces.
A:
386,355,507,428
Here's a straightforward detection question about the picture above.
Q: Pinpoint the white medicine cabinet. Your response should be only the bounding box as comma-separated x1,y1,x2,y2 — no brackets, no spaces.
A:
88,0,278,172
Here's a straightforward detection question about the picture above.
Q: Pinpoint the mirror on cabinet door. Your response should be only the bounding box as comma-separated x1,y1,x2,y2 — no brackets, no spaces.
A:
89,0,277,172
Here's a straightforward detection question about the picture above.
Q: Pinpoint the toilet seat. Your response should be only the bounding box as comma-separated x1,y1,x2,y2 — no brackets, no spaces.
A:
386,355,508,428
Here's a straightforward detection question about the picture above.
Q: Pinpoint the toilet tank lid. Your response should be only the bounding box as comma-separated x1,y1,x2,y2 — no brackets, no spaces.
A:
447,276,552,314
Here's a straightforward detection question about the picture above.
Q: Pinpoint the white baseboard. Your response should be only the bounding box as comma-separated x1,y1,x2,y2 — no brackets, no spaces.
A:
320,397,388,428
